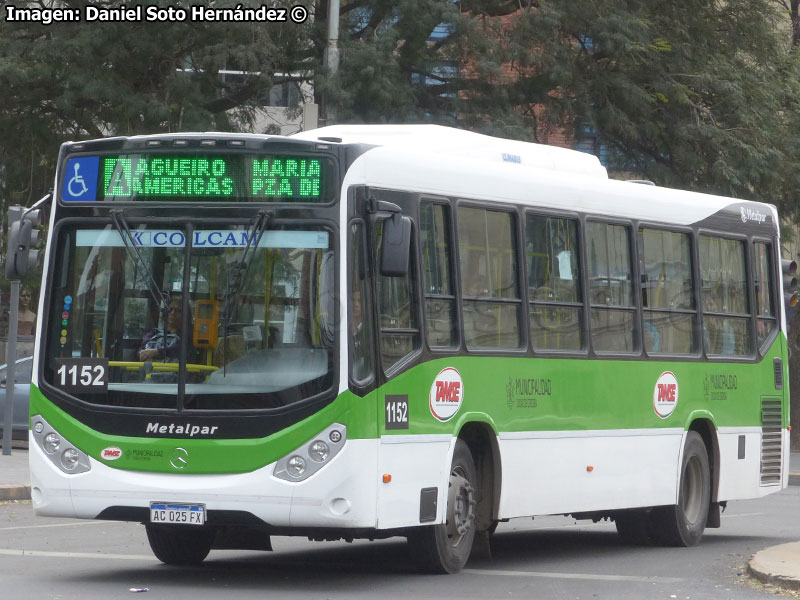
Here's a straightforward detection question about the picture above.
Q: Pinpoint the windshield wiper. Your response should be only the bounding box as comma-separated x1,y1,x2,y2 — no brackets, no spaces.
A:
220,210,271,372
110,210,170,352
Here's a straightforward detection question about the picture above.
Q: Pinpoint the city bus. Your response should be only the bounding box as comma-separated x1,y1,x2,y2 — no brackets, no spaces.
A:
27,125,789,573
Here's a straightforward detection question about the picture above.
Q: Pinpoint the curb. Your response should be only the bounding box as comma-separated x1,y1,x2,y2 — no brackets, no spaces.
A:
748,542,800,591
0,484,31,502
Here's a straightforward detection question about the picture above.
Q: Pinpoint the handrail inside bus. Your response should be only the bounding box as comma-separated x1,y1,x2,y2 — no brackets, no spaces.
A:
107,361,219,373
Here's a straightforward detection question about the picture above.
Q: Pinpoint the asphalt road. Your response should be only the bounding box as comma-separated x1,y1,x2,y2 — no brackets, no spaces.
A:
2,488,800,600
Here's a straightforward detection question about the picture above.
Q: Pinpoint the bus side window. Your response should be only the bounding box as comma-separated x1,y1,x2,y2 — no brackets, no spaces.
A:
525,213,583,351
458,206,522,350
375,219,420,373
699,235,753,356
752,241,777,350
586,222,636,353
638,228,697,355
349,221,374,383
420,202,457,348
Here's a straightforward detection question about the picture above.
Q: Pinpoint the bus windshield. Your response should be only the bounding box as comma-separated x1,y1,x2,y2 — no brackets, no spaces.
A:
44,222,336,411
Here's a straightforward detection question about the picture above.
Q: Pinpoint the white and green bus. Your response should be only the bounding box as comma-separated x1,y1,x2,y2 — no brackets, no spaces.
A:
28,125,789,573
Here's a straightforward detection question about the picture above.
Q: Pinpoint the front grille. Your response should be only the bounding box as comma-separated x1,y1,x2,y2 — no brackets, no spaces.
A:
760,397,783,485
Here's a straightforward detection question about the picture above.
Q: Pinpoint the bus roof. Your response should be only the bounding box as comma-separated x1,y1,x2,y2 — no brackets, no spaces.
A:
292,124,609,180
328,132,777,230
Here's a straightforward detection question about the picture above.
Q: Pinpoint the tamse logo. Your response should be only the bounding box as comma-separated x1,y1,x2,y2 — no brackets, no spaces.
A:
429,367,464,422
653,371,679,419
657,383,676,403
435,380,461,403
101,446,122,461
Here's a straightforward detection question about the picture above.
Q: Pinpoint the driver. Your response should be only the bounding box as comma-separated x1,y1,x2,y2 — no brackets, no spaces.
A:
139,295,184,362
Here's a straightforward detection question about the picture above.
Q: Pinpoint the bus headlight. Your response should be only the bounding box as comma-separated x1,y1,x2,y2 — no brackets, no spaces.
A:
273,423,346,482
43,433,60,454
61,448,80,471
31,415,91,475
287,456,307,478
309,441,330,462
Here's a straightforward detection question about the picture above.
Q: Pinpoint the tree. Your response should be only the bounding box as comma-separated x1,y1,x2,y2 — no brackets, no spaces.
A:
4,1,800,213
452,1,800,209
0,0,313,212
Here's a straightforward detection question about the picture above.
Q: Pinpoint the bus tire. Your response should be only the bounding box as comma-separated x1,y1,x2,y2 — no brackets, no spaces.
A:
145,524,215,565
650,431,711,547
407,439,477,574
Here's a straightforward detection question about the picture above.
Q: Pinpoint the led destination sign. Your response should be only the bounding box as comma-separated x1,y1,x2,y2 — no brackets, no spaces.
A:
61,154,328,203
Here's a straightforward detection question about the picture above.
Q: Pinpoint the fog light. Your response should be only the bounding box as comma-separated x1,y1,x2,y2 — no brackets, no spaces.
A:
287,455,306,478
44,433,60,454
33,422,44,434
309,441,330,463
61,448,79,471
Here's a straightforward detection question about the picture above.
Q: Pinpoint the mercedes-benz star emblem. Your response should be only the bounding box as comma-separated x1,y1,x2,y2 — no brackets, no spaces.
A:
169,447,189,470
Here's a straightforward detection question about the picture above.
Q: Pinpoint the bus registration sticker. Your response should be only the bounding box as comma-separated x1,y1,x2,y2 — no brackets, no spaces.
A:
653,371,679,419
429,367,463,422
150,502,205,526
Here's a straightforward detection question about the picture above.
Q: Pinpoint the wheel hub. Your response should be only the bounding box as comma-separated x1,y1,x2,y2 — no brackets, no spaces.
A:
446,469,476,544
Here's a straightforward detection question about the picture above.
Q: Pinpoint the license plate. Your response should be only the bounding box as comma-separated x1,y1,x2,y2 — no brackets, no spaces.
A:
150,502,206,525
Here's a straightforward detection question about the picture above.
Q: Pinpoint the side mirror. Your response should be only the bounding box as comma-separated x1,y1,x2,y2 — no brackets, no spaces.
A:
380,213,411,277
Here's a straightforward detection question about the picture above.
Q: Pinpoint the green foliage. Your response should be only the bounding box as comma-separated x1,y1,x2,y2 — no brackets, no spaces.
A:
0,0,306,212
455,0,799,212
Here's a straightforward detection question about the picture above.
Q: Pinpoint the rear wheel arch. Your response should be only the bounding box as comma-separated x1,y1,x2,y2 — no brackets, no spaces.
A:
687,417,719,503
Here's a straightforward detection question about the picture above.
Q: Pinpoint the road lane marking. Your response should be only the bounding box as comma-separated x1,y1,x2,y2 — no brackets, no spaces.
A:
0,521,109,531
464,568,684,583
0,548,155,561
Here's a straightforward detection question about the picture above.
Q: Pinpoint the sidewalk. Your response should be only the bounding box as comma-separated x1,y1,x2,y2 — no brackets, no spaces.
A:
0,441,30,501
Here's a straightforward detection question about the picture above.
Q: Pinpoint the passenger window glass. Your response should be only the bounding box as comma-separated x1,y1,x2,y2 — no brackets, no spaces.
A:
458,206,521,349
639,228,697,354
587,222,635,352
420,202,457,348
752,242,776,348
376,220,420,371
699,235,752,356
525,214,583,350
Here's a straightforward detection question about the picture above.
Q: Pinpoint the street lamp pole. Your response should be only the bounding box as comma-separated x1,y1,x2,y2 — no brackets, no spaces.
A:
324,0,340,125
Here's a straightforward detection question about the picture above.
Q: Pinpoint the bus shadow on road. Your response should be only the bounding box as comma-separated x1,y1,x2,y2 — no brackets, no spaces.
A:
59,525,780,591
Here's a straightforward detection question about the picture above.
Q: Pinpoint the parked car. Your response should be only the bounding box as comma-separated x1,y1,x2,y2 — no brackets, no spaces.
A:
0,356,32,440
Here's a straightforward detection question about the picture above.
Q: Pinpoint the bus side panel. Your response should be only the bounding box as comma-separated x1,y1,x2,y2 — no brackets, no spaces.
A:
715,428,765,500
375,436,453,530
496,430,683,518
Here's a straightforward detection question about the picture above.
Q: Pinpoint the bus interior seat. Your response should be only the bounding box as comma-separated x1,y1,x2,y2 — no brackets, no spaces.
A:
212,335,246,367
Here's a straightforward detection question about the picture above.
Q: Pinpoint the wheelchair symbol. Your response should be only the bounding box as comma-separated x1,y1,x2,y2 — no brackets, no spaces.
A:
68,162,89,197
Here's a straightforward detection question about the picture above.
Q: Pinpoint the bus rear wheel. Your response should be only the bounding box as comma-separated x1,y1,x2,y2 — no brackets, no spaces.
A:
650,431,711,547
407,439,477,574
145,524,215,565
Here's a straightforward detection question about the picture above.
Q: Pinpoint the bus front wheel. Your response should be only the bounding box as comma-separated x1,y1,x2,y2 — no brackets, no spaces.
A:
145,524,215,565
407,439,477,573
650,431,711,547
